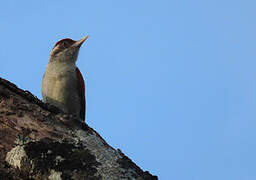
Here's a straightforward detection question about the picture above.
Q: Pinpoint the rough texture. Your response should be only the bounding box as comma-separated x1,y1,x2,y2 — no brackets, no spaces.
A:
0,77,158,180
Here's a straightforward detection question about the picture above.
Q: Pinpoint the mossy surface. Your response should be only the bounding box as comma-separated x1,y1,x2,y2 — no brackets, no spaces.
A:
23,139,101,179
117,149,158,180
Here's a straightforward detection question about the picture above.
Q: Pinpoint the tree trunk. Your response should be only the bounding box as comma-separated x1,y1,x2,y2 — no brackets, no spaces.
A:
0,78,157,180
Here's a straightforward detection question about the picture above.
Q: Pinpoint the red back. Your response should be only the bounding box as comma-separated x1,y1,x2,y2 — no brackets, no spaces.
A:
75,67,86,121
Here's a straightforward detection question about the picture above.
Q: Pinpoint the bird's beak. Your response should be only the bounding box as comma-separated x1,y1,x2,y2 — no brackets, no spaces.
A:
73,35,89,48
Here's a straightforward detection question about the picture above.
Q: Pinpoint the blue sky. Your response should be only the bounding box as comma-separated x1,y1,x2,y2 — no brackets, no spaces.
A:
1,1,256,179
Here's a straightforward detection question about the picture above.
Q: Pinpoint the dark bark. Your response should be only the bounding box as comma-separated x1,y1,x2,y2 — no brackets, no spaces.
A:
0,77,157,180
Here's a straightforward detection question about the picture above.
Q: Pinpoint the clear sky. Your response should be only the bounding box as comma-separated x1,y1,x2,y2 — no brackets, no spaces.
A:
1,1,256,179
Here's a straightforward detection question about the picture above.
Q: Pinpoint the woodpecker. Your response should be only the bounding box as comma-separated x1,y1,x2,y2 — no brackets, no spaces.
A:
42,36,88,122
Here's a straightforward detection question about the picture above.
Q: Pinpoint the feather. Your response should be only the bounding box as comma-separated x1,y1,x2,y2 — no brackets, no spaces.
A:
76,67,86,121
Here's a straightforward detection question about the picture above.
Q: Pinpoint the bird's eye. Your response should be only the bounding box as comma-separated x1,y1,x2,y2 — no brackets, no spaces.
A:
62,41,67,47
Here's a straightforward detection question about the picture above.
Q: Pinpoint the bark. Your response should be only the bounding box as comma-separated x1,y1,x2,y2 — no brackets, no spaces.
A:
0,77,157,180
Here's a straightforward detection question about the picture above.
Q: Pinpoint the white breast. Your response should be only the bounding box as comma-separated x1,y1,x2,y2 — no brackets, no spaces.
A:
42,62,81,116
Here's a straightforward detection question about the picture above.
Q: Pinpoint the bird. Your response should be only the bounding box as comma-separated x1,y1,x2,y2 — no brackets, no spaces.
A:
42,36,88,122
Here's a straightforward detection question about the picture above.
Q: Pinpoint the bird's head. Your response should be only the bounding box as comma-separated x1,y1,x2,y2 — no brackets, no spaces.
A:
49,35,89,64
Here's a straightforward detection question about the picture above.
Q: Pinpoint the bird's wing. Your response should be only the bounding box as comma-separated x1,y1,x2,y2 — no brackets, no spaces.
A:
75,67,86,121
